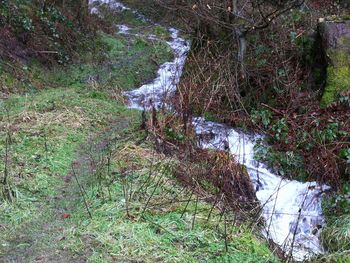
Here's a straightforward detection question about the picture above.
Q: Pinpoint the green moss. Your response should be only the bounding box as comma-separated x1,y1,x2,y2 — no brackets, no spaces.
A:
321,50,350,107
321,66,350,107
338,36,350,48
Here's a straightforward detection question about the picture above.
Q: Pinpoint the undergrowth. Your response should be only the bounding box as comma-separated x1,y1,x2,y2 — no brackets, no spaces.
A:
64,138,278,262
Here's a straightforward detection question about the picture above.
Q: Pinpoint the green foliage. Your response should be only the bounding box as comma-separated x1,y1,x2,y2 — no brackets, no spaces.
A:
271,118,289,143
314,122,347,144
290,9,303,24
340,148,350,165
41,32,173,90
339,95,350,107
19,15,33,31
0,0,67,33
296,34,315,65
295,130,314,151
254,139,308,179
251,109,272,128
318,123,339,142
322,184,350,255
165,127,185,141
203,111,217,122
153,25,169,38
98,5,146,27
38,6,73,64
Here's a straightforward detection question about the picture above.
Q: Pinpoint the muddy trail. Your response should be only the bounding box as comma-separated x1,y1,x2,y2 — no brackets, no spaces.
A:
1,117,132,262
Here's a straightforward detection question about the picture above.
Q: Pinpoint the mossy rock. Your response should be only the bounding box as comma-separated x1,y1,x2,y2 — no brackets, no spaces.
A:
319,19,350,107
321,50,350,107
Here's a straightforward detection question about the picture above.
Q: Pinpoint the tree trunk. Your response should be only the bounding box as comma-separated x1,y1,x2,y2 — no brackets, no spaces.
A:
230,0,246,79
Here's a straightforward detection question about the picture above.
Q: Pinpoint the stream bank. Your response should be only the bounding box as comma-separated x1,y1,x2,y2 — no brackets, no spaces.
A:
1,1,278,262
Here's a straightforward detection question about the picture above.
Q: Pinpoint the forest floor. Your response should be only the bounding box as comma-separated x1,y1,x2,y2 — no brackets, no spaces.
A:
0,3,278,263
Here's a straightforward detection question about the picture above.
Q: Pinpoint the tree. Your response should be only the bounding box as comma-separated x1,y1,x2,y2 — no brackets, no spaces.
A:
158,0,305,77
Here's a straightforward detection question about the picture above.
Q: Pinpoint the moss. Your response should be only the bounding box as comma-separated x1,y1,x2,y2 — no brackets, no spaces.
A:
321,66,350,107
338,36,350,48
321,50,350,107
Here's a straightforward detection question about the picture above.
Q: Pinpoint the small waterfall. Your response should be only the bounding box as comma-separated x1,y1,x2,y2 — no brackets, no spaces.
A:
192,118,328,260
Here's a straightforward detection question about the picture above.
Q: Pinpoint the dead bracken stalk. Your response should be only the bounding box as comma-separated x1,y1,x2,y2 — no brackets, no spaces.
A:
72,164,92,219
1,107,15,202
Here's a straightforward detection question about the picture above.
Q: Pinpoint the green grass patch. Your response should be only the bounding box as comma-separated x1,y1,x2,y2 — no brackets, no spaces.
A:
30,32,173,92
322,215,350,253
321,187,350,262
0,86,139,237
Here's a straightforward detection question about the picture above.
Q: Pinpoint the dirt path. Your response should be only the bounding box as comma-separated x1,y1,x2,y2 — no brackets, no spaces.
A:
1,118,132,263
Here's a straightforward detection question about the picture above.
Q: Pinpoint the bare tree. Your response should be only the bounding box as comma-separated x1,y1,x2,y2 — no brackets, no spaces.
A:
157,0,305,76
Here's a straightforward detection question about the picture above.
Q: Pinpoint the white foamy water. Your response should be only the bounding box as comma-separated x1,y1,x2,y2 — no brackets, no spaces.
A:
117,24,130,33
93,0,329,260
192,118,328,260
124,28,190,110
90,0,129,13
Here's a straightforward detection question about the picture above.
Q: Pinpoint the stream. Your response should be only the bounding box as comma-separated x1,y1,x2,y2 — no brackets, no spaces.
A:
91,0,329,260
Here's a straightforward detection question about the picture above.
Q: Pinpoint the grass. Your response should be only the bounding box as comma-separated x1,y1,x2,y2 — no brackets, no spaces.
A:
59,35,171,90
29,32,173,92
322,215,350,252
0,10,172,260
319,193,350,263
0,86,140,254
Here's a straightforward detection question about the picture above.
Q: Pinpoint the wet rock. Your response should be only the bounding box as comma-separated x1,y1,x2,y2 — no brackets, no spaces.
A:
318,17,350,107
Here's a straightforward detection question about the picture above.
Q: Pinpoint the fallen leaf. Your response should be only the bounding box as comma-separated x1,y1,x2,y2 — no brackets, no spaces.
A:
63,213,71,219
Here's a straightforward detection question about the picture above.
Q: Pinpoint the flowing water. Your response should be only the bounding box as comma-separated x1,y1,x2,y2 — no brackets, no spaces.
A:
192,118,328,260
91,0,329,260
